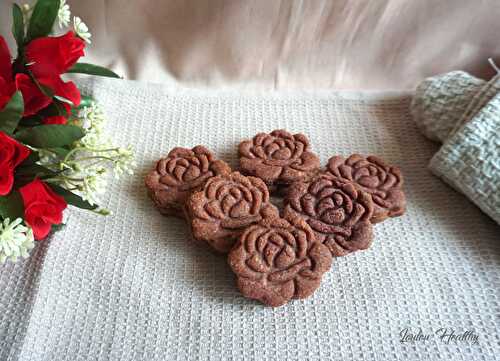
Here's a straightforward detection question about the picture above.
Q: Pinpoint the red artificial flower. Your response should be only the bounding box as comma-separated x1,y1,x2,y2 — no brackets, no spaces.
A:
1,31,86,116
15,73,52,116
0,36,52,116
0,36,15,110
38,74,81,112
25,31,85,113
1,36,52,115
42,116,67,125
25,32,85,78
0,131,31,195
19,179,67,240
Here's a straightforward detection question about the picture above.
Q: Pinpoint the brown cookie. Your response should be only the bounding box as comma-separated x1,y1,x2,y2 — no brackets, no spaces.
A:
238,130,320,188
145,146,231,217
283,176,374,257
185,172,279,253
228,213,332,307
324,154,406,223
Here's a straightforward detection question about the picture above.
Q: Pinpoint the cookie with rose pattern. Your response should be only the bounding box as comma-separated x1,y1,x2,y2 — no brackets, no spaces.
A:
238,130,320,189
324,154,406,223
145,146,231,217
284,176,374,257
228,213,333,307
185,172,279,253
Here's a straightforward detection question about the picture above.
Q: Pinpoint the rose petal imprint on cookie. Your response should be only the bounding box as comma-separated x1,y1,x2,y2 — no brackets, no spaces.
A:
145,146,231,216
324,154,406,223
228,215,332,307
186,172,279,253
239,130,320,185
284,176,374,257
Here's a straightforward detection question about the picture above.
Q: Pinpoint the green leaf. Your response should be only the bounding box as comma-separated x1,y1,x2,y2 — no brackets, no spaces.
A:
14,163,58,189
0,192,25,220
0,92,24,135
12,4,25,49
51,223,66,232
48,184,98,210
16,164,57,178
19,116,43,127
47,147,70,158
27,0,61,41
21,152,41,166
15,124,85,148
67,63,121,78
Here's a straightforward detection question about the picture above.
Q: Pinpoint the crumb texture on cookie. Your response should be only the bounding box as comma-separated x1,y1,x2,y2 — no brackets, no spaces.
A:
185,172,278,253
228,215,332,307
284,176,374,257
145,146,231,216
325,154,406,223
239,130,320,185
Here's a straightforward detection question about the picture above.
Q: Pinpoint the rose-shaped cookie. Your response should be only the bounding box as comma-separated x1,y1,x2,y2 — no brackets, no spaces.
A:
145,146,231,217
228,214,332,307
185,172,279,253
239,130,320,188
324,155,406,223
284,176,374,257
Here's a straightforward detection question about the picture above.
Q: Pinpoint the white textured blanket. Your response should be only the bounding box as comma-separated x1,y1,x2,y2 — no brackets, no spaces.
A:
0,79,498,361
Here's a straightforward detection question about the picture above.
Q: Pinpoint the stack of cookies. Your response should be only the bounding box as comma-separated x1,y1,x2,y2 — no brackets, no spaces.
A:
145,130,406,307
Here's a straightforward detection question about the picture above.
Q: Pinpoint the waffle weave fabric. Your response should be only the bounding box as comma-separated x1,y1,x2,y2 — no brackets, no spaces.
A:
0,78,498,361
411,71,485,143
412,72,500,226
430,92,500,225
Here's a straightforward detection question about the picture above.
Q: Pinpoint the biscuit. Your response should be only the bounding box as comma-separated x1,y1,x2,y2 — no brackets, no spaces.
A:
228,213,332,307
324,154,406,223
145,146,231,217
185,172,279,253
238,130,320,188
284,176,374,257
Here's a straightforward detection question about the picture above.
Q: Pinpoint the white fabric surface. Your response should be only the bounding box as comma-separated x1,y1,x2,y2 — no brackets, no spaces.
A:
1,0,500,89
1,78,499,361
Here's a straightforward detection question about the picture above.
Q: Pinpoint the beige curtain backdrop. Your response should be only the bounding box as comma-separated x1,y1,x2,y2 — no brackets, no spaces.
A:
1,0,499,89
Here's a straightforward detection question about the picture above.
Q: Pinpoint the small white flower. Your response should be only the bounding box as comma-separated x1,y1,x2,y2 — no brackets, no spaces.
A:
74,102,110,148
21,3,32,24
57,0,71,28
36,99,136,211
21,4,31,12
37,148,59,165
113,146,136,179
73,16,92,44
80,170,108,205
0,218,35,264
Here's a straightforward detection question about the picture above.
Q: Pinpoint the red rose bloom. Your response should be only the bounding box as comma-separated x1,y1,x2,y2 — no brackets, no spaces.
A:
0,131,31,195
38,74,81,113
19,179,67,240
0,36,15,110
15,73,52,116
25,31,85,113
0,36,53,116
25,32,85,77
42,116,67,125
0,32,85,116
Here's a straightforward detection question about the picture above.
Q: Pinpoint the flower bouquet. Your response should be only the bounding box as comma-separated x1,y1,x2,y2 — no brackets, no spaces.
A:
0,0,135,263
